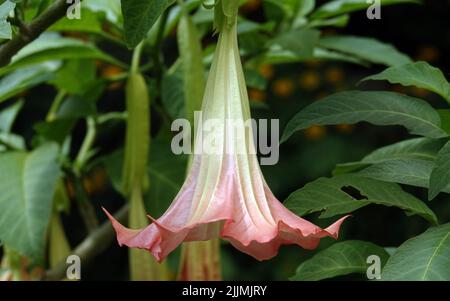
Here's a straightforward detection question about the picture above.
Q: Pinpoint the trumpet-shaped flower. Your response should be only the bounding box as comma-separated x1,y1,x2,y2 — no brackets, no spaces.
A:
104,19,346,262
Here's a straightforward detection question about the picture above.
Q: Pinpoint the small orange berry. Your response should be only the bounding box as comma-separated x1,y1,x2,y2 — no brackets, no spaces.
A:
315,92,329,101
304,125,327,140
100,65,124,91
272,79,295,97
65,180,76,199
299,71,320,91
259,64,274,79
410,87,429,98
305,59,322,68
248,88,267,102
416,46,440,62
391,85,407,94
91,167,108,194
100,64,123,78
324,67,344,85
241,0,261,13
335,124,355,134
83,177,94,196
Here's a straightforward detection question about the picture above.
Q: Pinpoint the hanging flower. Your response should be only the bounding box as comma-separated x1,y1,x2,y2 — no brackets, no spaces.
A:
104,4,347,262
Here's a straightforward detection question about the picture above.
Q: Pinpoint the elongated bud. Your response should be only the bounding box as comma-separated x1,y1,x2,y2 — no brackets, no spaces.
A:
48,179,71,270
124,71,169,280
129,187,170,280
122,73,150,196
177,10,205,126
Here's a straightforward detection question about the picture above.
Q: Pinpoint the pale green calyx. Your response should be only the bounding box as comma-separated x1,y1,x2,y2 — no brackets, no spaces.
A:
213,0,239,32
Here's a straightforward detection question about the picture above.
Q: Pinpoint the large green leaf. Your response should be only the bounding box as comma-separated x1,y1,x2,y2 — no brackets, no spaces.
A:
334,138,444,175
145,134,186,217
357,158,450,193
362,61,450,103
438,110,450,135
362,138,443,163
268,28,320,58
264,0,315,19
429,141,450,200
0,34,123,76
161,66,185,120
85,0,123,24
121,0,171,48
0,100,23,132
284,174,437,224
382,223,450,280
51,59,97,95
311,0,420,19
291,240,389,281
318,36,412,66
0,62,60,104
0,143,60,261
281,91,447,143
0,0,15,40
50,9,104,35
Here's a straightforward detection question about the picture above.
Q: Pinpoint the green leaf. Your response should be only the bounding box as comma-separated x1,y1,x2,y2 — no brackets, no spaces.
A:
284,174,438,224
429,141,450,200
0,62,60,104
382,223,450,280
0,132,25,150
51,59,97,94
296,0,315,17
34,84,103,144
121,0,171,48
281,91,447,143
0,100,23,132
264,0,312,18
312,0,420,19
0,0,15,40
357,159,449,193
145,133,186,217
318,35,412,66
0,34,123,76
85,0,123,24
244,68,267,90
362,138,444,163
161,66,185,120
291,240,389,281
50,9,104,35
313,47,367,66
334,138,445,175
0,143,60,261
438,110,450,135
362,61,450,103
269,28,320,59
55,94,98,120
309,14,350,28
34,119,75,145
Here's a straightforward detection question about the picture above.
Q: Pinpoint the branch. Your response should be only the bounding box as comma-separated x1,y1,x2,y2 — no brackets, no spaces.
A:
0,0,77,67
43,205,129,281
